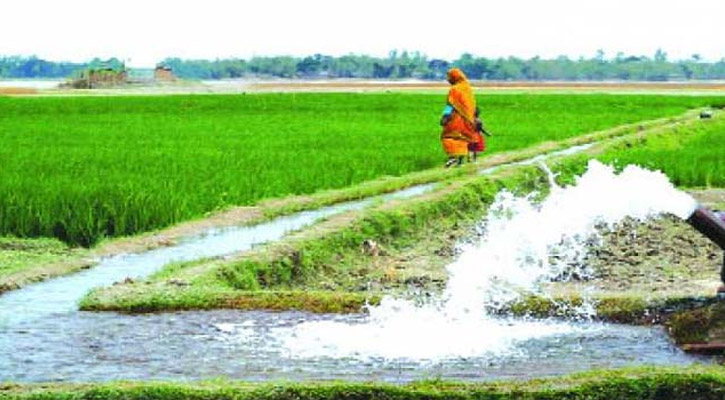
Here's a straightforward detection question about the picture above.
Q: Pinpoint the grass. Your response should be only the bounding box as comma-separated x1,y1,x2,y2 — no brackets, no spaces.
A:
1,93,723,246
80,286,381,314
4,366,725,399
596,115,725,188
0,236,86,293
0,237,72,277
499,292,718,325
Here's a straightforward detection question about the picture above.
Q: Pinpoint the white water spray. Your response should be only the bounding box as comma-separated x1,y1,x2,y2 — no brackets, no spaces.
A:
272,160,698,360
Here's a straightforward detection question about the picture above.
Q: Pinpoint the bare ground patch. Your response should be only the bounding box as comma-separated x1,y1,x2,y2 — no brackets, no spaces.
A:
539,189,725,301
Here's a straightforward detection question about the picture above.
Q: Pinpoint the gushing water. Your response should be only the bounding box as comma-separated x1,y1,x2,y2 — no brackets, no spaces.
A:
275,160,698,360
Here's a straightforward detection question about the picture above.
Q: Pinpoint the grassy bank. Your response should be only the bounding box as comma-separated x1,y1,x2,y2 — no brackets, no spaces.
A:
3,367,725,399
0,237,91,294
0,237,76,279
80,163,551,312
500,292,717,324
2,93,723,246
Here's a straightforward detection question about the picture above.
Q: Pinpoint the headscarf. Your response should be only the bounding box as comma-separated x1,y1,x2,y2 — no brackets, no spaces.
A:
446,68,476,126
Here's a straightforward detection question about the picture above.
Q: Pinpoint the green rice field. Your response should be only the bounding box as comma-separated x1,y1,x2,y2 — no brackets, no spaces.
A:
1,93,723,246
598,115,725,188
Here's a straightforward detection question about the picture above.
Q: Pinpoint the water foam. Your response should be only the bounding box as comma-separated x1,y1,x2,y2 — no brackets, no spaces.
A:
273,160,698,361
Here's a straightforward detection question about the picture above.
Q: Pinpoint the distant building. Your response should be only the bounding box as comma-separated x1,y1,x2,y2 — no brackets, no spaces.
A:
68,62,128,89
154,65,175,81
88,67,128,87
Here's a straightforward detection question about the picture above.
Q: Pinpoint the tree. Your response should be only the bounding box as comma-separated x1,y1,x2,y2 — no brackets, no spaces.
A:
296,55,322,77
654,49,668,63
595,49,605,63
426,59,449,80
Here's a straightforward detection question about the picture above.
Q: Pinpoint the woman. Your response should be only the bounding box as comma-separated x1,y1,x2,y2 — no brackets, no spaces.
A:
440,68,477,167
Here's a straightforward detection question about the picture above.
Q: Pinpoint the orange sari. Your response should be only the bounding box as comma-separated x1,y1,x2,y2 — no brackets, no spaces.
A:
441,68,477,157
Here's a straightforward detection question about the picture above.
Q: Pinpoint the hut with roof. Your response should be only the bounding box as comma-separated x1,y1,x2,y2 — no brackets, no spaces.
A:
154,65,175,81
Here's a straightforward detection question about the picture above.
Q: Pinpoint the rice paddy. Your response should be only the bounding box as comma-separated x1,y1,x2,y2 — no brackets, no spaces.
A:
1,93,722,246
2,90,725,392
598,114,725,188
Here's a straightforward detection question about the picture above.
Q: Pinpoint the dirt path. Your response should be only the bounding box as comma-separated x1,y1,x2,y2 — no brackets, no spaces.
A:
5,79,725,96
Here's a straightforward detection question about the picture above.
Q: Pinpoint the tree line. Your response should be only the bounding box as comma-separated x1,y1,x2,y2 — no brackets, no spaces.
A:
3,51,725,81
0,56,86,78
160,50,725,81
0,56,126,79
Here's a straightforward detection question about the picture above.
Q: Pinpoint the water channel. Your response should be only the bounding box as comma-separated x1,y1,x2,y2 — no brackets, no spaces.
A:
0,149,711,382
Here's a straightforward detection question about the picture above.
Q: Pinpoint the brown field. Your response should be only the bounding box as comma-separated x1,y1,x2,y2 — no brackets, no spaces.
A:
247,80,725,93
0,87,38,95
4,79,725,96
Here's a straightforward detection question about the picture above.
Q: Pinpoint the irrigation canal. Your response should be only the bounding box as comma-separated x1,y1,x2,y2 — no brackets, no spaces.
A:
0,144,710,382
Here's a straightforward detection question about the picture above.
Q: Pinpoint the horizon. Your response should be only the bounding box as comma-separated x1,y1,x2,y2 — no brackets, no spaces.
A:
2,48,722,70
3,0,724,68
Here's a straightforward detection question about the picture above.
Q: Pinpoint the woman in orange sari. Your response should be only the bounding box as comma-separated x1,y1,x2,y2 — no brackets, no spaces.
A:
440,68,477,167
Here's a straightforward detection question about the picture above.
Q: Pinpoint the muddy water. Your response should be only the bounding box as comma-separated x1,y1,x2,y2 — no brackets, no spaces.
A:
0,310,705,382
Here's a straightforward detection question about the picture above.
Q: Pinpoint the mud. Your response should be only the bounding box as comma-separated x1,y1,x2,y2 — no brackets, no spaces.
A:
582,215,721,293
583,189,725,294
352,189,725,299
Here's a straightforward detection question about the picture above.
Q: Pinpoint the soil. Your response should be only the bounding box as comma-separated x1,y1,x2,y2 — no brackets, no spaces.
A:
540,189,725,299
359,189,725,299
6,79,725,96
693,189,725,210
0,87,37,95
574,215,721,294
247,80,725,93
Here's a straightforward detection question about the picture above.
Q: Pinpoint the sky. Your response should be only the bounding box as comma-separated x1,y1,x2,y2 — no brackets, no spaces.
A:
2,0,724,68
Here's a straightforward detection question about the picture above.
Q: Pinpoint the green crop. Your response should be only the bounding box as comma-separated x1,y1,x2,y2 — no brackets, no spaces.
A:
0,93,722,246
598,115,725,188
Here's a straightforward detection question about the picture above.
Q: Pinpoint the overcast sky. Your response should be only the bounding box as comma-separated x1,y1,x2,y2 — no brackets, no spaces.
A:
3,0,723,67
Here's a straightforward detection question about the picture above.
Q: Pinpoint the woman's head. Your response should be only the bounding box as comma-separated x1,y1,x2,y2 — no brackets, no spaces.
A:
447,68,467,84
